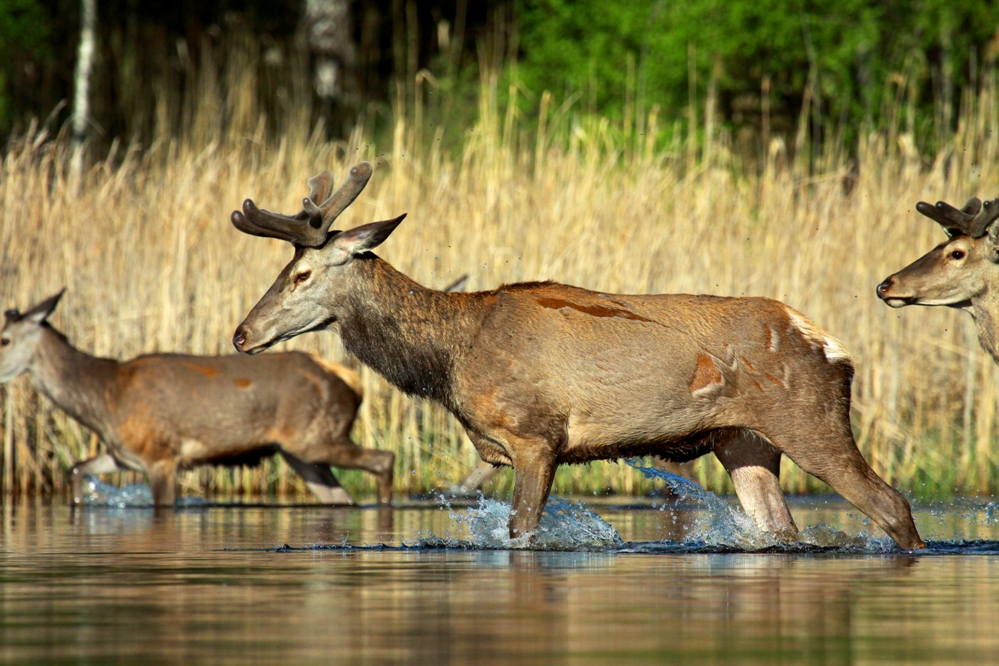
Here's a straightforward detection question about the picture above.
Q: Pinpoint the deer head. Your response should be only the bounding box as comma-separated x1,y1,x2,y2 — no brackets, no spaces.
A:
0,290,65,382
231,162,406,353
877,197,999,309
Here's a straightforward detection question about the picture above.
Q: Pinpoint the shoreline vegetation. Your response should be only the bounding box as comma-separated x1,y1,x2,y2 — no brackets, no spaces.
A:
2,54,998,503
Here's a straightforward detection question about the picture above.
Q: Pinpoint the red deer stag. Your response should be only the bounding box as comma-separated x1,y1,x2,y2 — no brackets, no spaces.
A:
878,197,999,364
0,291,393,506
229,162,925,549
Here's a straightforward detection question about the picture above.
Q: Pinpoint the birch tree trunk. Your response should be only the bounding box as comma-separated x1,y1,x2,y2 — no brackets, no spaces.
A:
303,0,355,125
70,0,96,184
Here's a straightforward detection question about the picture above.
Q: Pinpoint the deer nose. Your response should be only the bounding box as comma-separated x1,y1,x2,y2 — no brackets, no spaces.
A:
232,329,247,352
876,279,893,299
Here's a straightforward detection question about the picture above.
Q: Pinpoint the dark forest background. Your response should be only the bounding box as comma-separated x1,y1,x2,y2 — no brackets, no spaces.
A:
1,0,997,157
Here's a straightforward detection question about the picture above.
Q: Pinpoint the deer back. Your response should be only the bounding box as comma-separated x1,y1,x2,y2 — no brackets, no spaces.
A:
450,282,852,459
108,352,359,457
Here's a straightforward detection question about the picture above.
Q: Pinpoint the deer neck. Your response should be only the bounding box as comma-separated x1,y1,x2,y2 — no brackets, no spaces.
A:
971,288,999,365
335,256,475,407
29,326,120,433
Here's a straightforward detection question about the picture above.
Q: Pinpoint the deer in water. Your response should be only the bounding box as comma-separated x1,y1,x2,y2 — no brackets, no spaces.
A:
229,162,925,550
878,197,999,365
0,291,394,506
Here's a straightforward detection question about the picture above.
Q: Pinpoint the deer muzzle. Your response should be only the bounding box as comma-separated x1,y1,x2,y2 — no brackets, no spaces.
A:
232,327,267,354
876,276,915,308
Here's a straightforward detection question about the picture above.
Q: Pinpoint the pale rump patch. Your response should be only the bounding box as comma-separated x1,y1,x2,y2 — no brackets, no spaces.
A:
689,353,724,395
309,355,363,398
782,307,851,362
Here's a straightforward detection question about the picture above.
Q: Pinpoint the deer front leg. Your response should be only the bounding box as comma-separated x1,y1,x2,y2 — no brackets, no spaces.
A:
146,459,177,507
69,453,123,505
508,440,557,541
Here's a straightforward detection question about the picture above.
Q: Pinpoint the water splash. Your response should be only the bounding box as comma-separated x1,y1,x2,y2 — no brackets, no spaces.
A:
77,477,206,508
629,461,789,550
410,496,623,550
626,460,900,552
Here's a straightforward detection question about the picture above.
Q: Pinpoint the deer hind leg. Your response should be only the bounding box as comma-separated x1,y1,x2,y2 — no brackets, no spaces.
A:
146,459,177,507
453,460,502,494
758,412,924,550
69,453,123,505
306,437,395,506
279,451,355,506
713,429,798,541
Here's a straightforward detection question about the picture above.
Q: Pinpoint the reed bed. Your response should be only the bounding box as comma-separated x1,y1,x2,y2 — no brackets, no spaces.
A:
2,60,999,503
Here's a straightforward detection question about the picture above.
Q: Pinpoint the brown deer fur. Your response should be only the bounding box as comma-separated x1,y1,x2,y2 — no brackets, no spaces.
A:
231,183,925,549
0,292,393,506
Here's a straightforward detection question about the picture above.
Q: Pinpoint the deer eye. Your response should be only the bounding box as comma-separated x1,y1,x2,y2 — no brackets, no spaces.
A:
293,270,312,285
950,250,966,260
0,338,9,346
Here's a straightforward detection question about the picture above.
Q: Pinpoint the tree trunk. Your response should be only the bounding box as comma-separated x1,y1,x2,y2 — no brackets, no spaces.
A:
303,0,355,129
70,0,97,183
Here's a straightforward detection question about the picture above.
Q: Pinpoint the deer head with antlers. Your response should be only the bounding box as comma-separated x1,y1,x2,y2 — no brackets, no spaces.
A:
231,162,407,355
877,196,999,363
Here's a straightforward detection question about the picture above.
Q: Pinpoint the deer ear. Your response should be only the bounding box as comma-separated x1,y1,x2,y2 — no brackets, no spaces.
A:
22,289,65,324
444,274,469,293
332,214,406,256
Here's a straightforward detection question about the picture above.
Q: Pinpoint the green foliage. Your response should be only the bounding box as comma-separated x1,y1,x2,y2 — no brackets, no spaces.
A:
0,0,48,52
0,0,49,133
516,0,997,147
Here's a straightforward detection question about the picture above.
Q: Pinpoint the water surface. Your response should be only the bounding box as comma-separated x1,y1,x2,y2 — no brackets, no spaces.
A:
3,493,999,664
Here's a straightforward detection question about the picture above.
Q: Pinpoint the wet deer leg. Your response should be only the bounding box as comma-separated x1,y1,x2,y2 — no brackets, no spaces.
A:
508,439,557,541
69,453,123,505
146,458,177,507
280,451,355,505
714,430,798,540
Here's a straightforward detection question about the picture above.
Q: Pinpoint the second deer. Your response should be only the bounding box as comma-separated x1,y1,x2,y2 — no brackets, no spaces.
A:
0,291,394,506
878,197,999,364
229,162,924,550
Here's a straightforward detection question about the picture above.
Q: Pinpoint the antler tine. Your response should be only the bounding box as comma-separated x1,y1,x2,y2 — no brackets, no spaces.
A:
306,171,335,206
969,198,999,237
915,197,982,237
231,200,325,245
230,163,373,247
307,161,373,229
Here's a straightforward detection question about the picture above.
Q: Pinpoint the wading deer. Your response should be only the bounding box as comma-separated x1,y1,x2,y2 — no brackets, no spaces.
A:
878,197,999,364
229,163,925,549
0,291,394,506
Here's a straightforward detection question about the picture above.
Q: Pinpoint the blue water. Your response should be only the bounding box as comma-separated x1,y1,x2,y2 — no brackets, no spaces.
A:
9,482,999,664
78,474,999,555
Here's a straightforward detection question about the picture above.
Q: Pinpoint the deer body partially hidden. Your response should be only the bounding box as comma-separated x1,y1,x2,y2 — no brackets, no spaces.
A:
878,197,999,364
230,163,924,550
0,293,393,506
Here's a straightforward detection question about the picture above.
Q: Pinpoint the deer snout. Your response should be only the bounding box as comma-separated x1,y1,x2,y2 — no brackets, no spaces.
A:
877,276,914,308
232,329,248,353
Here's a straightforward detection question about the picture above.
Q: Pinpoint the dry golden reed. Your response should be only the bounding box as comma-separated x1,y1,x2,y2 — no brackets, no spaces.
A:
2,61,998,502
